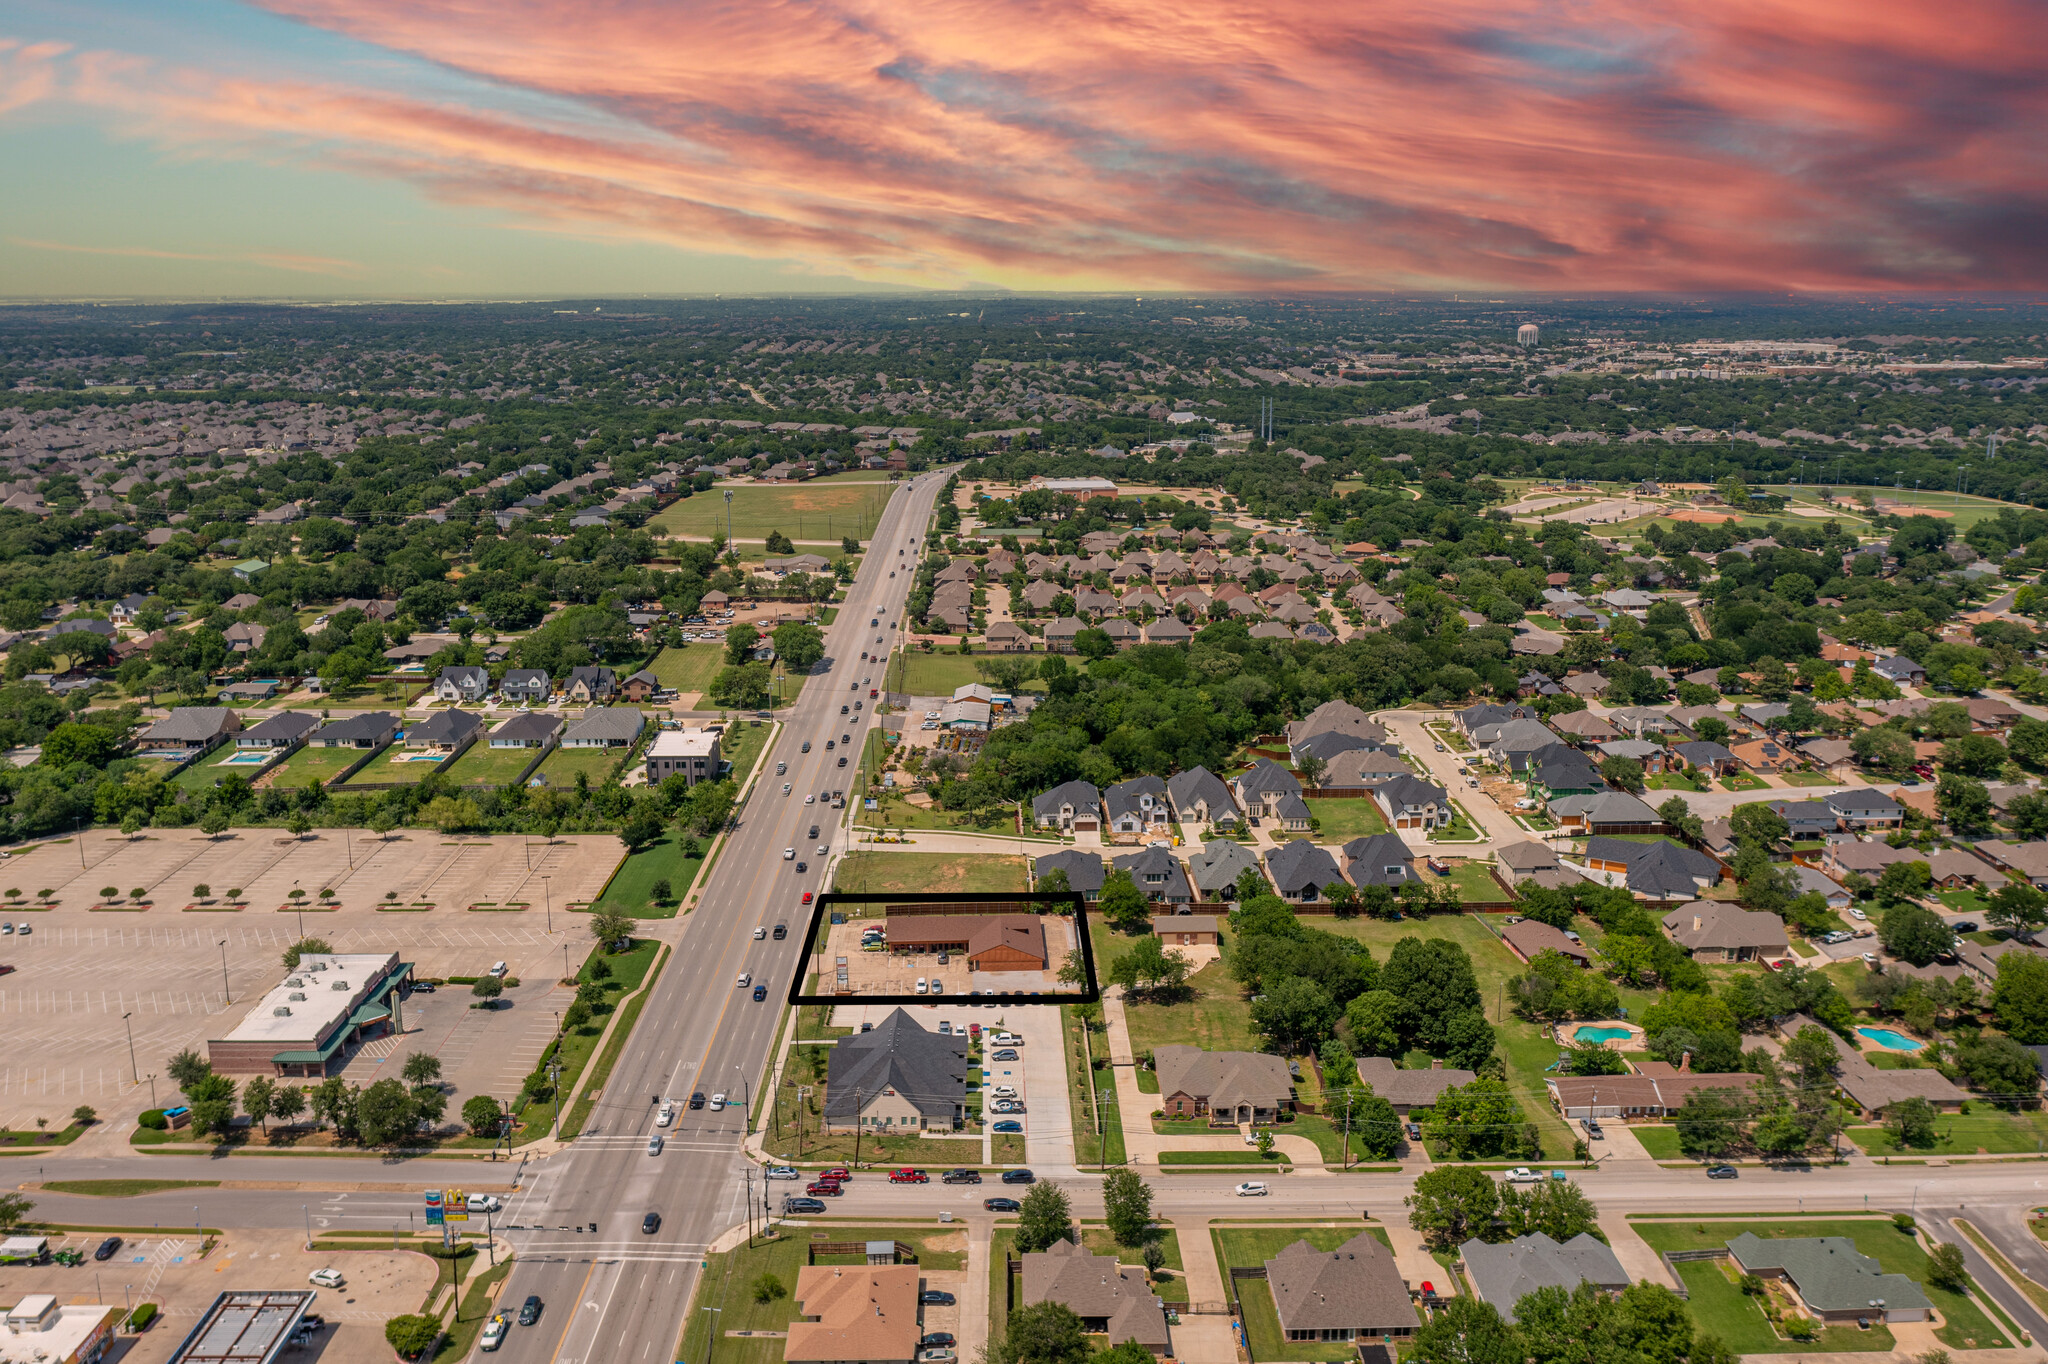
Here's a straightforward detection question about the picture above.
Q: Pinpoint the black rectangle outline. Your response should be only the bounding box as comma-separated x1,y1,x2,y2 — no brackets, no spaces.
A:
785,889,1098,1007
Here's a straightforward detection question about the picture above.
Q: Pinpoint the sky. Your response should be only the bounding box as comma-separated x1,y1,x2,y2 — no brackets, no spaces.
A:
2,0,2045,298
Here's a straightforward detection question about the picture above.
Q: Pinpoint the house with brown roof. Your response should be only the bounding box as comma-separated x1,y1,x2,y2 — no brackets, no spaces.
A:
1265,1233,1417,1344
882,913,1049,972
984,622,1032,652
1022,1239,1172,1354
1155,1045,1294,1125
1662,902,1789,963
785,1265,922,1364
1501,919,1591,968
1152,914,1220,947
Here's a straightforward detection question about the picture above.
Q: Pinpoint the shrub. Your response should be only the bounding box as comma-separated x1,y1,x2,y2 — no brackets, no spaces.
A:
752,1272,787,1303
384,1313,441,1359
138,1109,169,1130
1892,1213,1917,1232
1785,1318,1818,1342
126,1302,158,1331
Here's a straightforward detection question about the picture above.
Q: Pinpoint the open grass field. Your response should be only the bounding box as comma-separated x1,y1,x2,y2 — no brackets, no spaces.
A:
440,742,544,786
535,744,623,787
886,649,1040,697
588,830,702,919
270,742,379,786
1632,1218,2008,1351
1849,1108,2048,1156
653,479,897,544
1121,959,1264,1055
833,851,1028,894
1307,798,1390,840
335,744,453,787
856,792,1021,833
649,644,727,693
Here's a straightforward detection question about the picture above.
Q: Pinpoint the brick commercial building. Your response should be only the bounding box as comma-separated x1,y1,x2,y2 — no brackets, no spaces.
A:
881,913,1049,972
206,951,411,1078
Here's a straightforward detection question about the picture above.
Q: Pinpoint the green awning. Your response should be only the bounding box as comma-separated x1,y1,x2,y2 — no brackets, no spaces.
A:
271,963,413,1065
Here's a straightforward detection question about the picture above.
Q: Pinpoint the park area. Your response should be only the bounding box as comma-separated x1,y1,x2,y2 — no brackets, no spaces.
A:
1629,1218,2012,1352
833,850,1028,895
653,477,897,546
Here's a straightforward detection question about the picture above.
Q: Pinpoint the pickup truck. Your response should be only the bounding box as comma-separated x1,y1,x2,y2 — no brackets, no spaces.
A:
1503,1167,1549,1184
480,1313,510,1352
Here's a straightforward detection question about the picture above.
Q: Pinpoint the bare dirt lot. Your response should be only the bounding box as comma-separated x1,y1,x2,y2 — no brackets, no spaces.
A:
0,830,620,1130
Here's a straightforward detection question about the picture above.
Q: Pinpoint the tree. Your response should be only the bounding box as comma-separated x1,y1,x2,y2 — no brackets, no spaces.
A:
270,1084,306,1129
0,1192,34,1232
1497,1178,1601,1242
1853,724,1915,776
1879,902,1953,967
1406,1166,1501,1251
1251,976,1339,1051
356,1077,422,1146
1988,883,2048,942
1016,1181,1073,1253
1381,937,1482,1053
1347,1086,1403,1160
242,1075,276,1134
384,1314,441,1360
725,622,760,664
402,1052,443,1092
1875,858,1934,905
1107,934,1191,999
1884,1096,1941,1149
1296,753,1328,790
1428,1078,1528,1160
1994,951,2048,1042
590,910,634,949
1936,773,1993,834
471,976,504,1004
286,810,312,840
1598,756,1645,793
1097,869,1150,933
167,1048,212,1094
1729,802,1789,850
1657,795,1703,841
990,1301,1091,1364
620,807,665,851
2010,718,2048,770
1939,734,2008,777
773,622,827,671
1346,990,1405,1057
1955,1035,2042,1104
1674,1086,1746,1157
1927,1242,1970,1293
200,809,229,839
41,722,120,769
752,1271,788,1303
463,1094,504,1138
281,936,331,970
1411,1296,1524,1364
1101,1168,1154,1247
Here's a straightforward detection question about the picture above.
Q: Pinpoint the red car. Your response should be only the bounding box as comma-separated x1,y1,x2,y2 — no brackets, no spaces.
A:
819,1167,851,1182
888,1168,929,1184
806,1180,844,1196
801,891,814,904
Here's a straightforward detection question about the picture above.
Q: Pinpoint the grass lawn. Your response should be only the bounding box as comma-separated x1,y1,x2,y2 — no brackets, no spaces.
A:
654,479,897,544
440,742,544,786
1121,959,1264,1056
1307,798,1389,840
1632,1218,2008,1351
1777,771,1841,787
1663,1256,1891,1353
588,831,699,919
649,644,727,693
335,744,452,787
497,938,661,1147
41,1178,219,1196
1645,773,1711,792
1938,889,1990,917
723,718,773,788
271,743,379,786
833,851,1028,894
1064,1006,1125,1167
857,792,1022,834
535,744,624,787
886,649,1039,697
1427,862,1508,904
1719,773,1770,791
1631,1126,1684,1159
1160,1150,1290,1166
1850,1108,2048,1156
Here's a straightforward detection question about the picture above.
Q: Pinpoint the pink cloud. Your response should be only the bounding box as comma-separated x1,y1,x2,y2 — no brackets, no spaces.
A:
10,0,2048,289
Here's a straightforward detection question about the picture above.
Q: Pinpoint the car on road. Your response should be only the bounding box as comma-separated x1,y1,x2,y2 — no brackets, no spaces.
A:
754,926,766,939
889,1168,929,1183
467,1194,503,1213
796,861,807,873
983,1197,1021,1212
765,1166,800,1180
480,1313,510,1352
783,847,795,859
783,1197,827,1214
642,1212,662,1234
309,1268,345,1288
992,1120,1023,1133
920,1291,955,1306
820,1167,851,1181
1503,1168,1543,1183
648,1133,664,1155
93,1237,121,1261
1235,1182,1268,1197
991,1049,1019,1061
736,972,752,988
806,1180,844,1196
801,741,811,752
805,793,815,803
689,1091,706,1109
753,984,768,1001
774,922,789,938
782,783,791,795
800,891,813,906
942,1169,982,1184
1706,1165,1738,1179
518,1295,543,1326
710,1092,729,1110
657,1103,675,1127
1000,1169,1035,1184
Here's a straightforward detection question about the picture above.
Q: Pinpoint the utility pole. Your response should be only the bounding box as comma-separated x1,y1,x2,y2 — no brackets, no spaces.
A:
852,1087,863,1168
744,1167,754,1247
1342,1092,1355,1172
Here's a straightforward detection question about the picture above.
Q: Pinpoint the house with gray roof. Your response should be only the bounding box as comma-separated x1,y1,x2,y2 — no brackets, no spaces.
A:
1113,845,1194,904
140,706,240,753
1826,789,1904,830
1034,849,1105,900
1022,1238,1172,1353
1266,1233,1417,1344
1155,1045,1293,1124
434,665,489,703
1265,839,1344,903
1663,902,1790,962
1324,749,1413,787
489,712,562,749
564,666,616,702
1460,1234,1630,1323
1343,834,1418,888
1293,730,1372,766
1725,1234,1930,1322
236,710,318,751
1187,840,1263,900
1354,1057,1473,1114
823,1008,966,1132
1575,836,1718,899
406,708,483,752
1548,790,1662,836
1104,775,1172,843
560,706,645,748
1286,699,1389,750
1670,740,1738,775
1371,774,1450,831
1167,766,1239,827
1476,717,1563,771
1232,760,1303,818
1032,780,1102,832
312,712,399,748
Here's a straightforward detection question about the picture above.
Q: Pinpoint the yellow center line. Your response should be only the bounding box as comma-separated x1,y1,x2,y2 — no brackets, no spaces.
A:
544,1258,599,1364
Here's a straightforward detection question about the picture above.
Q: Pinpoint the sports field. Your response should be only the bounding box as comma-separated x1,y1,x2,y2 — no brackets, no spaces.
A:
652,479,897,545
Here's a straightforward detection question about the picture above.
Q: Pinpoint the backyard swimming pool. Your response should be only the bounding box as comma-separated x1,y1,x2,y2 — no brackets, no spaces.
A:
1856,1026,1925,1051
216,751,270,766
1572,1025,1634,1045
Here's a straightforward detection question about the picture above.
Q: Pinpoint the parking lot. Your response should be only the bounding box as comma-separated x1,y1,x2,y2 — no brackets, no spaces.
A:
0,1226,438,1364
0,829,619,1131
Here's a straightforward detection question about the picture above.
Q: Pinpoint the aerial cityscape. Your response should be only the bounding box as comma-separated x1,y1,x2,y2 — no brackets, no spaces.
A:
3,6,2048,1364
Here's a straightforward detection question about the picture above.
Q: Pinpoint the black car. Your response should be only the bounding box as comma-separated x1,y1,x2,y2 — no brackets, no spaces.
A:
1000,1169,1035,1184
1954,920,1979,933
410,981,436,994
773,923,787,940
783,1197,827,1214
689,1092,706,1110
518,1295,543,1326
1405,1122,1422,1141
796,861,808,873
808,825,820,838
920,1291,956,1306
837,756,847,766
923,1334,957,1347
642,1211,662,1234
1705,1165,1738,1179
984,1197,1021,1212
93,1236,121,1261
941,1169,981,1184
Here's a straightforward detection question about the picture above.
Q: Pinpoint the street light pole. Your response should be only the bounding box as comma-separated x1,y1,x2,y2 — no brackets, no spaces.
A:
122,1012,138,1084
542,876,551,934
217,941,231,1005
303,1204,312,1251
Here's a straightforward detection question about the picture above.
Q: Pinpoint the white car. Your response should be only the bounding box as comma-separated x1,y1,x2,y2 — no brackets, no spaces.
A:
657,1103,675,1127
487,961,508,978
736,972,752,989
1503,1168,1543,1184
990,1085,1018,1099
466,1193,501,1212
1850,908,1868,920
805,794,816,805
816,844,828,856
754,926,766,939
783,848,795,860
782,783,791,795
915,978,928,994
309,1268,345,1288
709,1092,728,1110
765,1165,800,1180
479,1314,509,1352
1235,1182,1268,1197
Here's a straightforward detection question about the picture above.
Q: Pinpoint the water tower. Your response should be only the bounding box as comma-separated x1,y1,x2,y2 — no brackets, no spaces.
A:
1517,324,1540,347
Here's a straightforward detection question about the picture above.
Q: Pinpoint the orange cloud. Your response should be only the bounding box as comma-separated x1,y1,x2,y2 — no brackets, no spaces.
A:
9,0,2048,289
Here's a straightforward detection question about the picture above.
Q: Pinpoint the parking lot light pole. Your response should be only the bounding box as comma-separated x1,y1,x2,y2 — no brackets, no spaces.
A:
217,941,231,1005
303,1204,311,1251
542,876,551,934
146,1073,156,1108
